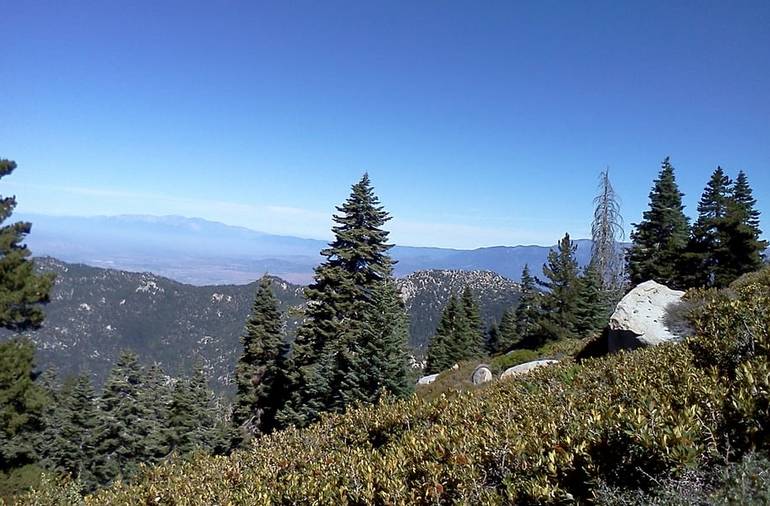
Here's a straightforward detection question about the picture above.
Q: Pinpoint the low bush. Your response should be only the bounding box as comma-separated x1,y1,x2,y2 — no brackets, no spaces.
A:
595,451,770,505
21,268,770,505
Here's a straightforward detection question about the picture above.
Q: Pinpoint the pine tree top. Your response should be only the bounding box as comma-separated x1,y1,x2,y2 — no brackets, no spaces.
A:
695,167,731,227
732,170,762,231
322,174,394,281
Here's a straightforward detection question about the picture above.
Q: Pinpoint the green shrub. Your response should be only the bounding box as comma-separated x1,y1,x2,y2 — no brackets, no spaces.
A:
20,267,770,505
594,451,770,505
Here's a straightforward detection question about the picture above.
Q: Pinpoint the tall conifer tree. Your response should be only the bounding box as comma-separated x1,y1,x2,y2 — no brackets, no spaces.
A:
233,277,284,443
277,174,410,428
514,265,541,344
137,363,171,464
425,296,459,374
0,339,47,488
41,374,98,488
684,167,732,287
493,308,518,354
459,286,484,357
89,351,145,486
574,262,610,337
627,157,690,289
718,171,767,284
0,159,54,331
537,234,580,343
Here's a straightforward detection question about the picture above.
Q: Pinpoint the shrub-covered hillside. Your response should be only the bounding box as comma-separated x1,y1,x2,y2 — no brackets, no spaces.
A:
24,268,770,504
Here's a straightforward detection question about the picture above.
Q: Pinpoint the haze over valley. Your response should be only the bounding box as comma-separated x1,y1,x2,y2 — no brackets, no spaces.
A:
22,213,595,284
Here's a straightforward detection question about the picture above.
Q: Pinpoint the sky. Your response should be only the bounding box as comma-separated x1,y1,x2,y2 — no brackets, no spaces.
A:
2,1,769,249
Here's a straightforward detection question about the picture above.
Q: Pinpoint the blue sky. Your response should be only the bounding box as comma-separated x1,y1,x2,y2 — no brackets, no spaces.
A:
2,1,769,249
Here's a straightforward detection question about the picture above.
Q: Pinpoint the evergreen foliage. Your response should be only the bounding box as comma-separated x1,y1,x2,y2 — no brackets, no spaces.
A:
168,364,221,457
0,339,47,486
233,277,285,444
494,308,518,354
513,265,541,345
718,171,767,285
574,262,611,337
484,322,500,355
88,351,146,486
425,296,459,373
627,157,690,289
425,288,485,373
40,374,98,487
359,280,412,399
0,159,54,331
458,286,484,357
684,167,732,287
136,364,171,464
537,233,581,344
277,174,410,428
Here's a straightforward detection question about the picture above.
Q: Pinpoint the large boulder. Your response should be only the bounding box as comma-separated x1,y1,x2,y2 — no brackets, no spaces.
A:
608,280,693,353
471,364,493,385
500,359,559,380
417,373,439,385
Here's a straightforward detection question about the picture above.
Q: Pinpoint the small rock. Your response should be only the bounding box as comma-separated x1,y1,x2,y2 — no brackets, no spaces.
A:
500,360,559,380
417,373,439,385
471,364,493,385
451,363,459,370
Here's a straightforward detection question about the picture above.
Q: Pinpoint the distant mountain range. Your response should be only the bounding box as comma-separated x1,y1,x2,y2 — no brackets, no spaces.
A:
12,258,521,390
19,213,595,284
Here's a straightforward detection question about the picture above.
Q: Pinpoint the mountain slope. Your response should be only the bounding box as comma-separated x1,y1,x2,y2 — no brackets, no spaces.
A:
6,258,521,389
399,270,521,349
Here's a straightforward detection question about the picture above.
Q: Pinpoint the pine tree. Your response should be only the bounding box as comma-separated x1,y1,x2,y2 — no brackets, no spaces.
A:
459,286,484,357
684,167,732,287
360,280,412,399
88,351,145,486
514,265,541,345
574,262,610,337
0,159,54,331
494,308,518,354
425,289,486,372
425,296,459,374
168,364,219,457
537,234,581,344
136,363,171,464
718,171,768,285
0,339,47,481
233,277,285,444
591,168,626,290
485,322,501,355
276,175,410,427
40,374,98,487
627,157,690,289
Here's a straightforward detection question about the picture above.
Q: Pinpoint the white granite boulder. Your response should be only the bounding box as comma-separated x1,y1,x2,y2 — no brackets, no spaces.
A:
471,364,493,385
417,373,439,385
500,359,559,380
607,280,693,353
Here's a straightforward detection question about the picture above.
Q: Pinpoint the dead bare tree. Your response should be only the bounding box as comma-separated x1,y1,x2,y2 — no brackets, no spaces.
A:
591,168,626,291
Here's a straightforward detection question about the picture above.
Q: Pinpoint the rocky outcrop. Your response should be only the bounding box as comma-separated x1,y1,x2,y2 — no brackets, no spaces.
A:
417,373,439,385
500,360,559,380
471,365,493,384
607,280,693,353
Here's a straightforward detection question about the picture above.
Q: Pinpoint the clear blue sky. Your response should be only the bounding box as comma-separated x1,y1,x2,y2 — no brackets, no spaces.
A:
2,1,769,248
